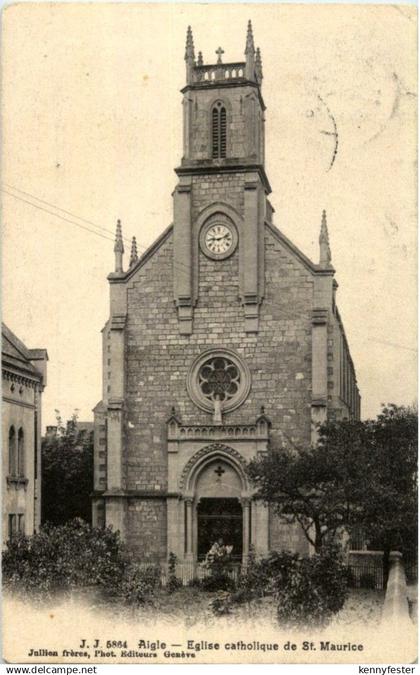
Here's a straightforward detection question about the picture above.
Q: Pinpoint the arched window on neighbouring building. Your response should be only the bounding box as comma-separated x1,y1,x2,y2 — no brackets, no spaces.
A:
7,513,24,539
8,426,16,476
212,102,227,158
17,428,25,476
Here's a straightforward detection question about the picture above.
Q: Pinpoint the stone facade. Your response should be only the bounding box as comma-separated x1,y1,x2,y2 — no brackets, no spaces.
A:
93,24,360,564
2,323,47,544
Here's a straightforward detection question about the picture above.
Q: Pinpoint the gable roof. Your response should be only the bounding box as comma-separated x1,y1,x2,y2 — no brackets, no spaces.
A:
107,218,334,285
108,224,173,283
266,221,335,275
2,323,47,380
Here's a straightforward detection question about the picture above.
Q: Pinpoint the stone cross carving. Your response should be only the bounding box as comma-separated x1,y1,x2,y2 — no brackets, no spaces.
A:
214,465,225,478
215,47,224,64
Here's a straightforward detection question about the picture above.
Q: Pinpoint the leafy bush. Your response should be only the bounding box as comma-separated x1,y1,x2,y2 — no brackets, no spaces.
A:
274,547,349,628
2,518,158,606
200,540,237,591
234,551,262,602
108,564,160,606
2,519,125,598
166,552,182,593
200,573,236,592
233,547,348,626
209,591,232,615
236,548,294,601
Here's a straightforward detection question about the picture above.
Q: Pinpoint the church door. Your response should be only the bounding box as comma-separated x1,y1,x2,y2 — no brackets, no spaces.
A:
197,497,243,561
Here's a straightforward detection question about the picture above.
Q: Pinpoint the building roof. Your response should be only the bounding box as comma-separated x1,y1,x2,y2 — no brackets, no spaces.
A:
2,322,48,381
74,420,94,433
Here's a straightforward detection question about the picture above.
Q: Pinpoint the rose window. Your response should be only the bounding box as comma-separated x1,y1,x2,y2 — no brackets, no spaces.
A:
198,357,241,403
187,349,251,414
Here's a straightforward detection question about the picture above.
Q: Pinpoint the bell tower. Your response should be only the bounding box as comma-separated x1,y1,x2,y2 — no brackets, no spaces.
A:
173,22,271,335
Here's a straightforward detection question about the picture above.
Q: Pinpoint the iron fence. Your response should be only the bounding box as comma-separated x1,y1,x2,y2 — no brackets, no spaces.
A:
347,559,384,590
137,560,243,586
405,558,418,585
137,554,417,591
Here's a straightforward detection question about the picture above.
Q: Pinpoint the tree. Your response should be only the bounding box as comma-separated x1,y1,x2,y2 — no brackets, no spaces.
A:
247,404,417,554
353,404,417,556
42,411,93,525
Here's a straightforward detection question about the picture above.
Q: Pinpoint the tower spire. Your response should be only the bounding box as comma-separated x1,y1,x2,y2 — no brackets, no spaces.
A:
114,219,124,273
185,25,195,84
129,236,138,267
319,210,332,266
245,20,256,80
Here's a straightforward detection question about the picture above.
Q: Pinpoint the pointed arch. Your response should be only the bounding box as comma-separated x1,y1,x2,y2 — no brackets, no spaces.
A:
8,426,16,476
195,201,243,231
17,427,25,476
179,443,250,494
211,101,227,158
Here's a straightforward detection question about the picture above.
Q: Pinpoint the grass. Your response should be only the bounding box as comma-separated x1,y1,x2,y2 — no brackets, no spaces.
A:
99,585,385,629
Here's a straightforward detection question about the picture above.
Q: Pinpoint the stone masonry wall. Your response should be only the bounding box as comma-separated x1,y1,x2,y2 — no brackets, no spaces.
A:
188,85,260,161
123,199,315,557
191,172,244,221
126,499,167,561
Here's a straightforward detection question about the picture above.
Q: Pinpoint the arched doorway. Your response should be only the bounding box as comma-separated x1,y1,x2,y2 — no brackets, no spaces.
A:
197,497,243,561
180,444,252,563
194,456,243,560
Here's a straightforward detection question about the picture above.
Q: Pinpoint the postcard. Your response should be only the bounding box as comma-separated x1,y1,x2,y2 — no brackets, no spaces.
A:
2,2,417,665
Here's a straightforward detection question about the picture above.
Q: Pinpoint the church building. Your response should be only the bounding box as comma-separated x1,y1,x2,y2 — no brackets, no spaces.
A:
93,23,360,564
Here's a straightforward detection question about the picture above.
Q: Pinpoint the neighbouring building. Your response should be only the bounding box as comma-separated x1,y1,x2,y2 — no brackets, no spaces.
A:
2,323,48,541
93,23,360,565
45,420,94,440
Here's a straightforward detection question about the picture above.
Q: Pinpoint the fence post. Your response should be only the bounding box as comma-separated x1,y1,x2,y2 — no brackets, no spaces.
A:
382,550,411,625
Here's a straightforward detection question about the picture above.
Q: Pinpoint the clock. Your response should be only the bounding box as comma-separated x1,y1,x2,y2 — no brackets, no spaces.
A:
199,220,238,260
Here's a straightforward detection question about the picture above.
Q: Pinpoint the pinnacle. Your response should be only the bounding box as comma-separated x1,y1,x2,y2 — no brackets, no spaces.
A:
129,236,138,267
245,19,255,54
319,210,332,265
114,219,124,253
320,210,329,241
255,47,263,82
185,25,195,61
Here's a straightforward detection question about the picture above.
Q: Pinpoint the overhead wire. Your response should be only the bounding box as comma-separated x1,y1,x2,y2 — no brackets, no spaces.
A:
2,185,414,354
3,182,134,246
1,185,192,275
2,189,115,243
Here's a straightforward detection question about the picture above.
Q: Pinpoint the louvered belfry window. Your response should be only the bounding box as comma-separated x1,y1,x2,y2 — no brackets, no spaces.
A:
212,102,227,159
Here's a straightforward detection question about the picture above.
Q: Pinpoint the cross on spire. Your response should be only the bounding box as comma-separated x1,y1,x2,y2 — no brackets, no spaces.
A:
215,47,224,64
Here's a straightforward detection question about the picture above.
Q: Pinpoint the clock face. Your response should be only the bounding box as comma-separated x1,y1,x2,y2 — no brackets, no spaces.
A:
205,224,233,255
200,221,238,260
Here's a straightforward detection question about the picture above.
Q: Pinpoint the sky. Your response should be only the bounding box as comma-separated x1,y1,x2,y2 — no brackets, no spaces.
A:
2,3,417,427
